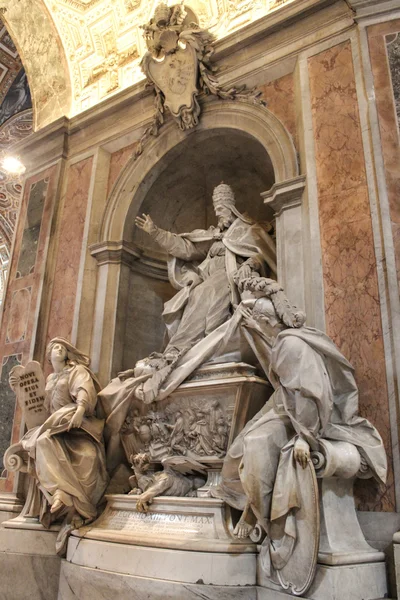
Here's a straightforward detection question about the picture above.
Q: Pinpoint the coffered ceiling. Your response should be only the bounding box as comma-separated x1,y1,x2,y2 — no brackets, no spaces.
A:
43,0,289,114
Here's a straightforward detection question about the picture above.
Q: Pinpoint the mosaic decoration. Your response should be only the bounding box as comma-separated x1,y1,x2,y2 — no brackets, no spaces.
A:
386,32,400,129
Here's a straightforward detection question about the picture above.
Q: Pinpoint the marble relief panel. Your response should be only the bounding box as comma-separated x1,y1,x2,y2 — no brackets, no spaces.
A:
0,354,21,471
16,178,48,279
308,41,394,510
46,157,93,344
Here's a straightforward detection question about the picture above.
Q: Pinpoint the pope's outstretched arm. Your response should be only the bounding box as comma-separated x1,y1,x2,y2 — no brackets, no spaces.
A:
135,213,208,261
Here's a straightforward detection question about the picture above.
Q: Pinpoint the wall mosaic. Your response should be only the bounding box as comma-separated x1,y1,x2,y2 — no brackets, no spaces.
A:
386,32,400,129
0,24,23,107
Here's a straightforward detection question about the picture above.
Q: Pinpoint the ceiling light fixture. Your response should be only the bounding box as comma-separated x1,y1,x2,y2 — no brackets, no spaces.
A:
1,156,26,176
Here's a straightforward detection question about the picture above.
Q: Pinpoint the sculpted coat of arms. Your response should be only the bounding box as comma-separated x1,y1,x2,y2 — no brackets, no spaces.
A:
137,2,264,154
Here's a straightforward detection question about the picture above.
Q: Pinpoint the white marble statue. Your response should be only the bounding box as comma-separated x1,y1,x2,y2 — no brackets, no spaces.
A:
99,183,276,423
212,277,387,578
5,338,109,553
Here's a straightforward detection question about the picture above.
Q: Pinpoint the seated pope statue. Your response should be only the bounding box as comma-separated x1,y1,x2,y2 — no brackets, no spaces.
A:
211,276,387,574
134,182,276,363
99,183,276,421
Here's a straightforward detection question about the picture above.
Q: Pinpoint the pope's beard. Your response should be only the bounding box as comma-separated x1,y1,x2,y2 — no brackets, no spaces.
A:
217,214,235,230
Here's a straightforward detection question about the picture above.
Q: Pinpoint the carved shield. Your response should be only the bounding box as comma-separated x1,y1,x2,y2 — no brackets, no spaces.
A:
147,43,198,118
275,460,320,596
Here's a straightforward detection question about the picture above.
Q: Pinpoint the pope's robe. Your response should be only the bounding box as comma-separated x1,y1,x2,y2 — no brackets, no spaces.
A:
153,215,276,353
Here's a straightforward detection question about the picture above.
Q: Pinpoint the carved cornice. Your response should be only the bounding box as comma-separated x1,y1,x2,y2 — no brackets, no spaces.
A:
89,240,168,280
90,240,141,267
261,174,306,216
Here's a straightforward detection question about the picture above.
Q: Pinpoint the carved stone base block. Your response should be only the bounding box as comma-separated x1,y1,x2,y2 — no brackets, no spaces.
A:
0,519,61,600
392,533,400,599
257,562,388,600
58,561,257,600
72,495,256,585
0,493,24,524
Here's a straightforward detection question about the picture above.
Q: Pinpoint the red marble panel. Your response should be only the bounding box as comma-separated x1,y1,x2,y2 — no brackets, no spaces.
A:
0,165,59,493
309,41,394,510
107,142,138,197
260,73,297,148
368,20,400,288
6,287,31,343
46,157,94,345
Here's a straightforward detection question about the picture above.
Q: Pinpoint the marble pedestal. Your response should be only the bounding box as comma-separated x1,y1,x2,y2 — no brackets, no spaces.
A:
257,477,388,600
257,562,388,600
60,495,257,599
392,530,400,598
0,516,61,600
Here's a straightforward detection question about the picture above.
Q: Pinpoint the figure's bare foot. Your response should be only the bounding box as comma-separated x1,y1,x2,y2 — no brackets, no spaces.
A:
50,498,64,514
233,518,254,539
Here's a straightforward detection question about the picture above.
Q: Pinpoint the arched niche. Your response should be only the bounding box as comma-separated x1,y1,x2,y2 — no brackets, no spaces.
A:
1,0,71,130
92,100,300,381
101,100,298,243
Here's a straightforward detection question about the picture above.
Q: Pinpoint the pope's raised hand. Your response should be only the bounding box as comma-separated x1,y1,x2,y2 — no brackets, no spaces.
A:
135,213,157,236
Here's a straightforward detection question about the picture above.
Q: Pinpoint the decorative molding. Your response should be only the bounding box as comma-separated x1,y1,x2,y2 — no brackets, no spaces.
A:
89,239,168,279
261,174,306,215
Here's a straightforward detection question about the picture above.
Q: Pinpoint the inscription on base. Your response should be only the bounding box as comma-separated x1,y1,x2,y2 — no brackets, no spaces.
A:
98,508,213,539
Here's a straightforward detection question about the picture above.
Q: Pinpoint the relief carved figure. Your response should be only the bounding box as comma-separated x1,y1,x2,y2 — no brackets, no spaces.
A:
4,338,109,553
212,277,387,586
116,399,231,464
128,453,206,513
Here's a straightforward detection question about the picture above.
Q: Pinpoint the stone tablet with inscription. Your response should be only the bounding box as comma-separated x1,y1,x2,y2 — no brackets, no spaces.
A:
9,361,48,429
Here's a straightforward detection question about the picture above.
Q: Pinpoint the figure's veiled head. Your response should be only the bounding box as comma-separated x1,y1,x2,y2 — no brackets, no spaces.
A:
46,337,91,368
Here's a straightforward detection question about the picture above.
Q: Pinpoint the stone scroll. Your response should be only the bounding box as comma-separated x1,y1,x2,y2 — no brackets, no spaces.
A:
9,361,48,429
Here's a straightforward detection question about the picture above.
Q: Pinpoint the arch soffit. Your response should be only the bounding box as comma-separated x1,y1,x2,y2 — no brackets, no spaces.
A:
1,0,72,131
102,100,299,243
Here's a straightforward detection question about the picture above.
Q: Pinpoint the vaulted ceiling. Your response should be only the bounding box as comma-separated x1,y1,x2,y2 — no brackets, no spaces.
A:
0,0,290,128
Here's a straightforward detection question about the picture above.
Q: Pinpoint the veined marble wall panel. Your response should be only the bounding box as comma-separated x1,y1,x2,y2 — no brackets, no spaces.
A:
260,73,298,148
368,20,400,291
46,157,93,345
308,41,394,511
107,142,138,197
0,165,59,492
6,287,31,343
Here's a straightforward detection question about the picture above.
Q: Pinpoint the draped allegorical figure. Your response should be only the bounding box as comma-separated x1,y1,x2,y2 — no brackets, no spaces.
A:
17,338,108,536
212,277,387,574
